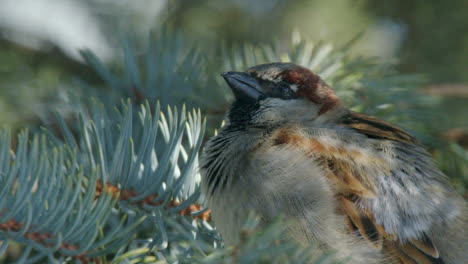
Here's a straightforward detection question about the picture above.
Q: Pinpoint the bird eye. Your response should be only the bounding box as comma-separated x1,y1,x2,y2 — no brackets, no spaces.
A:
280,84,290,93
277,83,296,99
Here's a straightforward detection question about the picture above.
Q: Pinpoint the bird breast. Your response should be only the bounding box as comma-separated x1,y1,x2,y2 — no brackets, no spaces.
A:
201,126,342,246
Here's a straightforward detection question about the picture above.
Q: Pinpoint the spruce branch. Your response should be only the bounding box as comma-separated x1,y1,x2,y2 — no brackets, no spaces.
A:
1,99,210,263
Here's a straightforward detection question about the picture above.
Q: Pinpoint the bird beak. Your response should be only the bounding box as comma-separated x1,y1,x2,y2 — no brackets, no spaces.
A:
221,72,264,101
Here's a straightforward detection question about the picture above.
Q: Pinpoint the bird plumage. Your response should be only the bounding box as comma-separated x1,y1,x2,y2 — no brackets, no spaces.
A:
200,62,467,263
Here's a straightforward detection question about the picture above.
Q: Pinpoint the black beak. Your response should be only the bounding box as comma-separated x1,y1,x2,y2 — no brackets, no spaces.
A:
221,72,264,101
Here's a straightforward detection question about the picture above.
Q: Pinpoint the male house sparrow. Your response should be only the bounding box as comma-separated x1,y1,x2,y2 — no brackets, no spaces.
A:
200,63,467,263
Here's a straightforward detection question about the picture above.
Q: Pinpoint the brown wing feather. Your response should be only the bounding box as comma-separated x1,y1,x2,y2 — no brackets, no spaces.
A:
385,241,418,264
336,112,443,264
335,185,443,264
410,238,439,258
339,112,416,144
273,112,443,264
340,196,383,249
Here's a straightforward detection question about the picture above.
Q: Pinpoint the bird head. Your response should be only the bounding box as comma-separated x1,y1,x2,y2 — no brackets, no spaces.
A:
222,62,342,127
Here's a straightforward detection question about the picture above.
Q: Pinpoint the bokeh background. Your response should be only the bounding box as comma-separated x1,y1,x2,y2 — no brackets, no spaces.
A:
0,0,466,190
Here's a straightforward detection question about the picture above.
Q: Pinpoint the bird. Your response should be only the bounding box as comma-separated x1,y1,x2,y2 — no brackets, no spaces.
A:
200,62,467,264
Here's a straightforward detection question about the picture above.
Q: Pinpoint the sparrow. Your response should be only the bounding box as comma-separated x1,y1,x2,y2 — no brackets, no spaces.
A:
200,62,467,264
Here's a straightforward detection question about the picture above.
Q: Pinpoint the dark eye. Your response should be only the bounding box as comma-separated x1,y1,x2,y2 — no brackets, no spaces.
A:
280,84,291,94
277,83,297,99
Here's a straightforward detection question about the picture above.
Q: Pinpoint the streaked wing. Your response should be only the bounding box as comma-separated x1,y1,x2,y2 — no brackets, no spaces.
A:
273,111,445,264
336,112,443,264
339,112,416,144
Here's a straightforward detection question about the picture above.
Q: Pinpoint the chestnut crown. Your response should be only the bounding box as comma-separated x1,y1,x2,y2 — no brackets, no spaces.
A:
222,62,340,115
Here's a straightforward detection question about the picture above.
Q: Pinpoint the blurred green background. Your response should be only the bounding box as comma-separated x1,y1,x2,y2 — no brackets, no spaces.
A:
0,0,466,192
